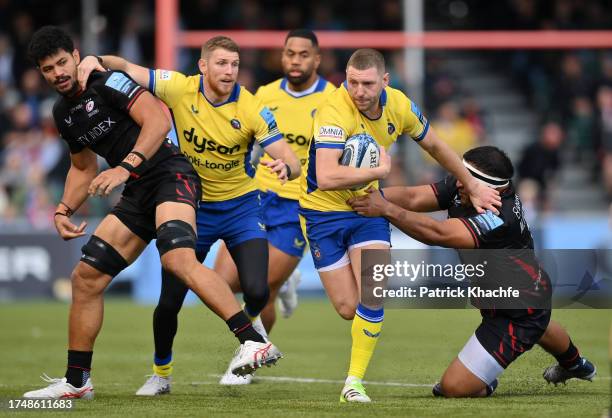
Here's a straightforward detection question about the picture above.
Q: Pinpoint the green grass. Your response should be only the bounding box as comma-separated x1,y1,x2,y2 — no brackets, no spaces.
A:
0,299,609,417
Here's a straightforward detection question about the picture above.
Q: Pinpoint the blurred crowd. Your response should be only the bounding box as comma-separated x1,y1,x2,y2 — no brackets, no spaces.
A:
0,0,611,230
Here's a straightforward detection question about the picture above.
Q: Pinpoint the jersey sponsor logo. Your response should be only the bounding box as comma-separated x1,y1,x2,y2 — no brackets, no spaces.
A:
182,152,240,171
285,133,308,146
105,72,138,95
230,118,241,129
159,70,171,80
77,118,116,146
387,122,395,135
182,127,241,155
317,126,344,141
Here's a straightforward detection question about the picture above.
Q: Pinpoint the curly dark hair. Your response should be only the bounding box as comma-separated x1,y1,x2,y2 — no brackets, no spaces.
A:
28,26,74,65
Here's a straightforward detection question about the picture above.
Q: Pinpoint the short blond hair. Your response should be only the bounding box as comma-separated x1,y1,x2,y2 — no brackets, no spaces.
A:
201,36,240,59
346,48,385,73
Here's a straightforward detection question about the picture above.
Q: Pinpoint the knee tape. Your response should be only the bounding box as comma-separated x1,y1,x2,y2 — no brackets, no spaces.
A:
80,235,128,277
156,220,196,256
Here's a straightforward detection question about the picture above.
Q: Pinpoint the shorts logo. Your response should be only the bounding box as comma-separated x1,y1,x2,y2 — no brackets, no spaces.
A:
258,222,267,231
312,243,321,260
387,122,395,135
230,119,241,129
317,126,344,141
293,238,305,249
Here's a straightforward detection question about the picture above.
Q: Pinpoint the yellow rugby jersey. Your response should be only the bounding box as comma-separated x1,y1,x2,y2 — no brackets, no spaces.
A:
254,77,335,200
299,83,429,212
148,69,282,201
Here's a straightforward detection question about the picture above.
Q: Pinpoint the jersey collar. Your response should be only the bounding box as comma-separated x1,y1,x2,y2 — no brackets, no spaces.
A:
199,76,241,107
342,81,388,120
279,76,327,98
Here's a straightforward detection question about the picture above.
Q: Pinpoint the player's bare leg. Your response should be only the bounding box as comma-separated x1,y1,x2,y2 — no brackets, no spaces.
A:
438,357,491,397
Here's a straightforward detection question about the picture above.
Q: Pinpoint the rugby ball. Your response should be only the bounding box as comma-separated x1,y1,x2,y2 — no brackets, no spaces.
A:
340,133,380,169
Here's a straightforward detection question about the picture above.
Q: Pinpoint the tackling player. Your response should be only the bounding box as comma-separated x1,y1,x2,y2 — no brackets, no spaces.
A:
77,36,299,395
299,48,501,402
350,145,596,397
212,29,335,385
22,26,277,399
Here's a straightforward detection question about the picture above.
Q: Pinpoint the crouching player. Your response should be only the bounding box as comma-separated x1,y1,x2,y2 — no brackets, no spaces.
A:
350,145,596,397
23,26,278,399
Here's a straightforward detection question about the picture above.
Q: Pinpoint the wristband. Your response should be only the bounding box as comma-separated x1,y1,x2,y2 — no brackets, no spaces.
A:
129,151,147,162
119,161,135,172
54,211,69,218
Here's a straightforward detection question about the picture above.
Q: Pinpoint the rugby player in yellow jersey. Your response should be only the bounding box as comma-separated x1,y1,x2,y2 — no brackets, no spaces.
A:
299,48,501,403
213,29,335,385
78,36,300,395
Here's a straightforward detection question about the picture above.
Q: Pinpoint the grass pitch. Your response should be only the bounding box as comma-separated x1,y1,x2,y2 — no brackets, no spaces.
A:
0,299,609,417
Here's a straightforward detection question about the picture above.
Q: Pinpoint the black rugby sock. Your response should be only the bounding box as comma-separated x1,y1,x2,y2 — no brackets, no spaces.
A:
226,311,265,344
555,339,581,369
65,350,93,388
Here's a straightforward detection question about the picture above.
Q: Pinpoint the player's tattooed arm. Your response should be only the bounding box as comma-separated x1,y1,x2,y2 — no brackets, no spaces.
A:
54,148,98,240
350,188,475,248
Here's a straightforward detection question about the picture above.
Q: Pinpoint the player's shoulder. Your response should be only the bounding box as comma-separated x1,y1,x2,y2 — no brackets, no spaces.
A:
320,78,336,94
256,78,283,97
52,95,69,119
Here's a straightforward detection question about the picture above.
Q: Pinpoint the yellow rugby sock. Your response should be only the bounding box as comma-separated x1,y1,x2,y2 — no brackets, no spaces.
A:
152,353,173,377
347,304,384,380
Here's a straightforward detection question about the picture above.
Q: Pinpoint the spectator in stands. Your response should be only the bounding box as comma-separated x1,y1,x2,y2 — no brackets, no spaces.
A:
595,86,612,201
518,121,563,210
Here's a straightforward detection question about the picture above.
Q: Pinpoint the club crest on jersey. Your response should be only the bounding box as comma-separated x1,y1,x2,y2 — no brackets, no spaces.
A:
230,118,241,129
387,122,395,135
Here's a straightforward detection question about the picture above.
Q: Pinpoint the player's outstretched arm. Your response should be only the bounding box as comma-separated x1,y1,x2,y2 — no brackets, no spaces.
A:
316,146,391,191
54,148,98,240
261,140,301,183
350,189,475,248
381,185,441,212
78,55,151,90
418,129,501,214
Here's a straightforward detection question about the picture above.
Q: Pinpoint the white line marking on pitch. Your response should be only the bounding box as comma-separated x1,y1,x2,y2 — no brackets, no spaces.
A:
205,374,433,387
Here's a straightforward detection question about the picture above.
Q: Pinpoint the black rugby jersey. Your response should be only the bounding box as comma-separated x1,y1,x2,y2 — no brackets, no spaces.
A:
52,71,178,171
431,175,550,308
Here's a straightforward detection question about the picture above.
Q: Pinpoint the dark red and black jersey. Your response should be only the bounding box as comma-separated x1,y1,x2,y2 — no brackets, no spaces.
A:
431,175,550,308
52,70,179,172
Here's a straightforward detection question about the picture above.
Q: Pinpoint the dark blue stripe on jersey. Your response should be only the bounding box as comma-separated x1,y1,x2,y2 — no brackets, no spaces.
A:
306,139,318,193
244,137,256,178
314,77,327,93
280,78,288,90
200,77,241,107
380,89,387,106
315,142,344,149
148,69,155,93
413,120,429,142
259,132,283,148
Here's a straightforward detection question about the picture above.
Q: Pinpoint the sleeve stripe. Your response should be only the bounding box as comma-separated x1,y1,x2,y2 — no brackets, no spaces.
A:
413,120,430,142
148,69,155,93
259,133,283,148
430,183,439,197
126,88,146,111
458,217,479,248
315,143,345,149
